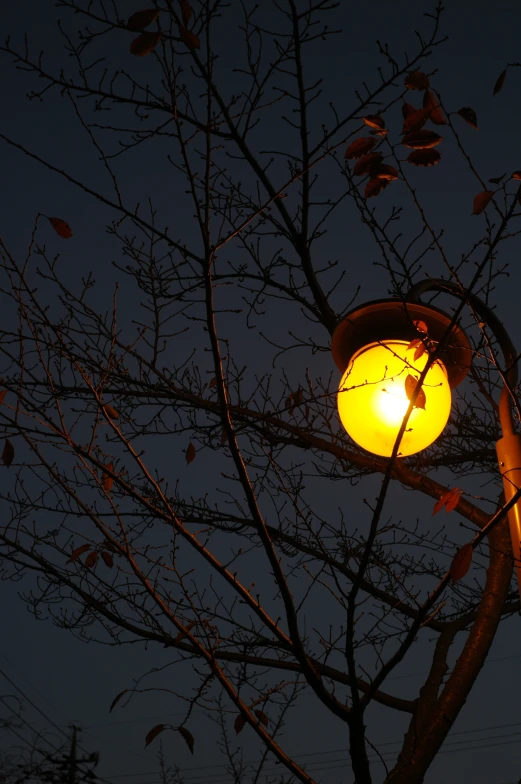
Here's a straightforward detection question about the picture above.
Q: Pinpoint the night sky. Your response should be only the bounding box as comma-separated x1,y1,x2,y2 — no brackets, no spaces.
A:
2,1,521,783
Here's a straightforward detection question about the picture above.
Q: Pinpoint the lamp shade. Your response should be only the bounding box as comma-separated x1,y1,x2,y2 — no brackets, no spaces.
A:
337,339,452,457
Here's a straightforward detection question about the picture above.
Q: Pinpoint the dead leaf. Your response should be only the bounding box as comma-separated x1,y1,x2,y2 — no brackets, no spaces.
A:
404,70,430,90
374,163,399,181
66,544,91,564
102,461,114,492
489,174,506,184
432,488,462,515
180,0,193,25
472,191,494,216
49,217,72,239
402,102,416,118
362,115,385,130
456,107,478,130
2,439,14,467
405,375,426,410
402,130,442,149
423,89,446,124
512,171,521,180
407,149,441,167
186,442,196,464
353,152,383,176
365,178,389,198
209,376,217,389
85,550,98,569
130,31,161,56
254,710,269,726
402,107,431,134
100,551,114,568
109,689,129,713
413,320,428,334
413,343,426,361
234,714,246,734
145,724,166,748
175,621,195,643
0,390,6,406
178,726,194,754
179,24,200,49
407,338,422,351
104,404,119,420
493,68,507,95
450,542,473,583
127,8,159,31
344,137,376,160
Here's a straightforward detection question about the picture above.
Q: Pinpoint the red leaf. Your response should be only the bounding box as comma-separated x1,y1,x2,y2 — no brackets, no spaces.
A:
186,442,196,464
104,404,119,420
344,137,376,160
423,90,446,125
413,320,428,334
109,689,129,713
102,461,114,492
407,149,441,167
175,621,195,643
254,710,269,726
364,178,389,199
353,152,383,176
85,550,98,569
401,108,431,134
179,24,200,49
362,114,385,130
374,163,399,181
209,376,217,389
472,191,494,216
66,544,91,564
234,714,246,734
512,171,521,181
407,338,422,351
405,375,426,410
404,70,430,90
432,488,462,516
100,550,114,568
0,390,7,406
413,343,426,361
178,726,194,754
2,439,14,467
130,31,161,56
180,0,193,25
493,68,507,95
127,8,159,31
49,217,72,239
145,724,166,748
402,130,443,149
450,542,473,583
456,107,478,130
402,102,416,118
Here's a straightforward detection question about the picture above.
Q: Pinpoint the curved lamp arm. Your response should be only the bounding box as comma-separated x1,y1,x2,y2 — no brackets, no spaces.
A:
407,278,518,436
408,278,521,597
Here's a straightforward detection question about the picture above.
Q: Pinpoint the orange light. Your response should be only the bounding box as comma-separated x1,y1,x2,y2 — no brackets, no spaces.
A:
337,340,451,457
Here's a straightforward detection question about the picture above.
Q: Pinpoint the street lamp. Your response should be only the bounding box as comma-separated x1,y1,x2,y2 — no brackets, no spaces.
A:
331,279,521,591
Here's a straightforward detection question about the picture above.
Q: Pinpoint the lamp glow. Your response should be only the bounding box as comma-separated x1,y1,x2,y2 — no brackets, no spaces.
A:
337,340,452,457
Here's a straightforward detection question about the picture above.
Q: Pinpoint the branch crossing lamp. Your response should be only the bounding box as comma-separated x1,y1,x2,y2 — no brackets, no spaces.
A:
331,280,521,596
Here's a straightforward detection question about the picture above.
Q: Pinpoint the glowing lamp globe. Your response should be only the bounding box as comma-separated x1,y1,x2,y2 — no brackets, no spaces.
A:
331,300,472,458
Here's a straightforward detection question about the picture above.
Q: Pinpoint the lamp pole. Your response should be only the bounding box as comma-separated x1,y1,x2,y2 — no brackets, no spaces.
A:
407,278,521,595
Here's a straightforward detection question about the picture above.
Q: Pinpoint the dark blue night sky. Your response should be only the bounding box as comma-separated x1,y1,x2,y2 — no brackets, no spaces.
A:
1,2,521,783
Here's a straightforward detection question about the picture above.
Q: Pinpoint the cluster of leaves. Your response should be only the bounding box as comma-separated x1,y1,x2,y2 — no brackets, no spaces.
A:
127,3,199,56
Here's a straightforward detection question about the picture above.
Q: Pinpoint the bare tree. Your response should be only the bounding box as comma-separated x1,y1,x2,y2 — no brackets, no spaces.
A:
1,2,520,782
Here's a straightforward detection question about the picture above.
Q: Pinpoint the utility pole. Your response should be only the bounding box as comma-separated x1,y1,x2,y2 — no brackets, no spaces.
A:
67,725,78,784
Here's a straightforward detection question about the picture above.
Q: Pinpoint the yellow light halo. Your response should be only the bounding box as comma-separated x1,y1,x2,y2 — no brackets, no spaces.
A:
337,340,452,457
